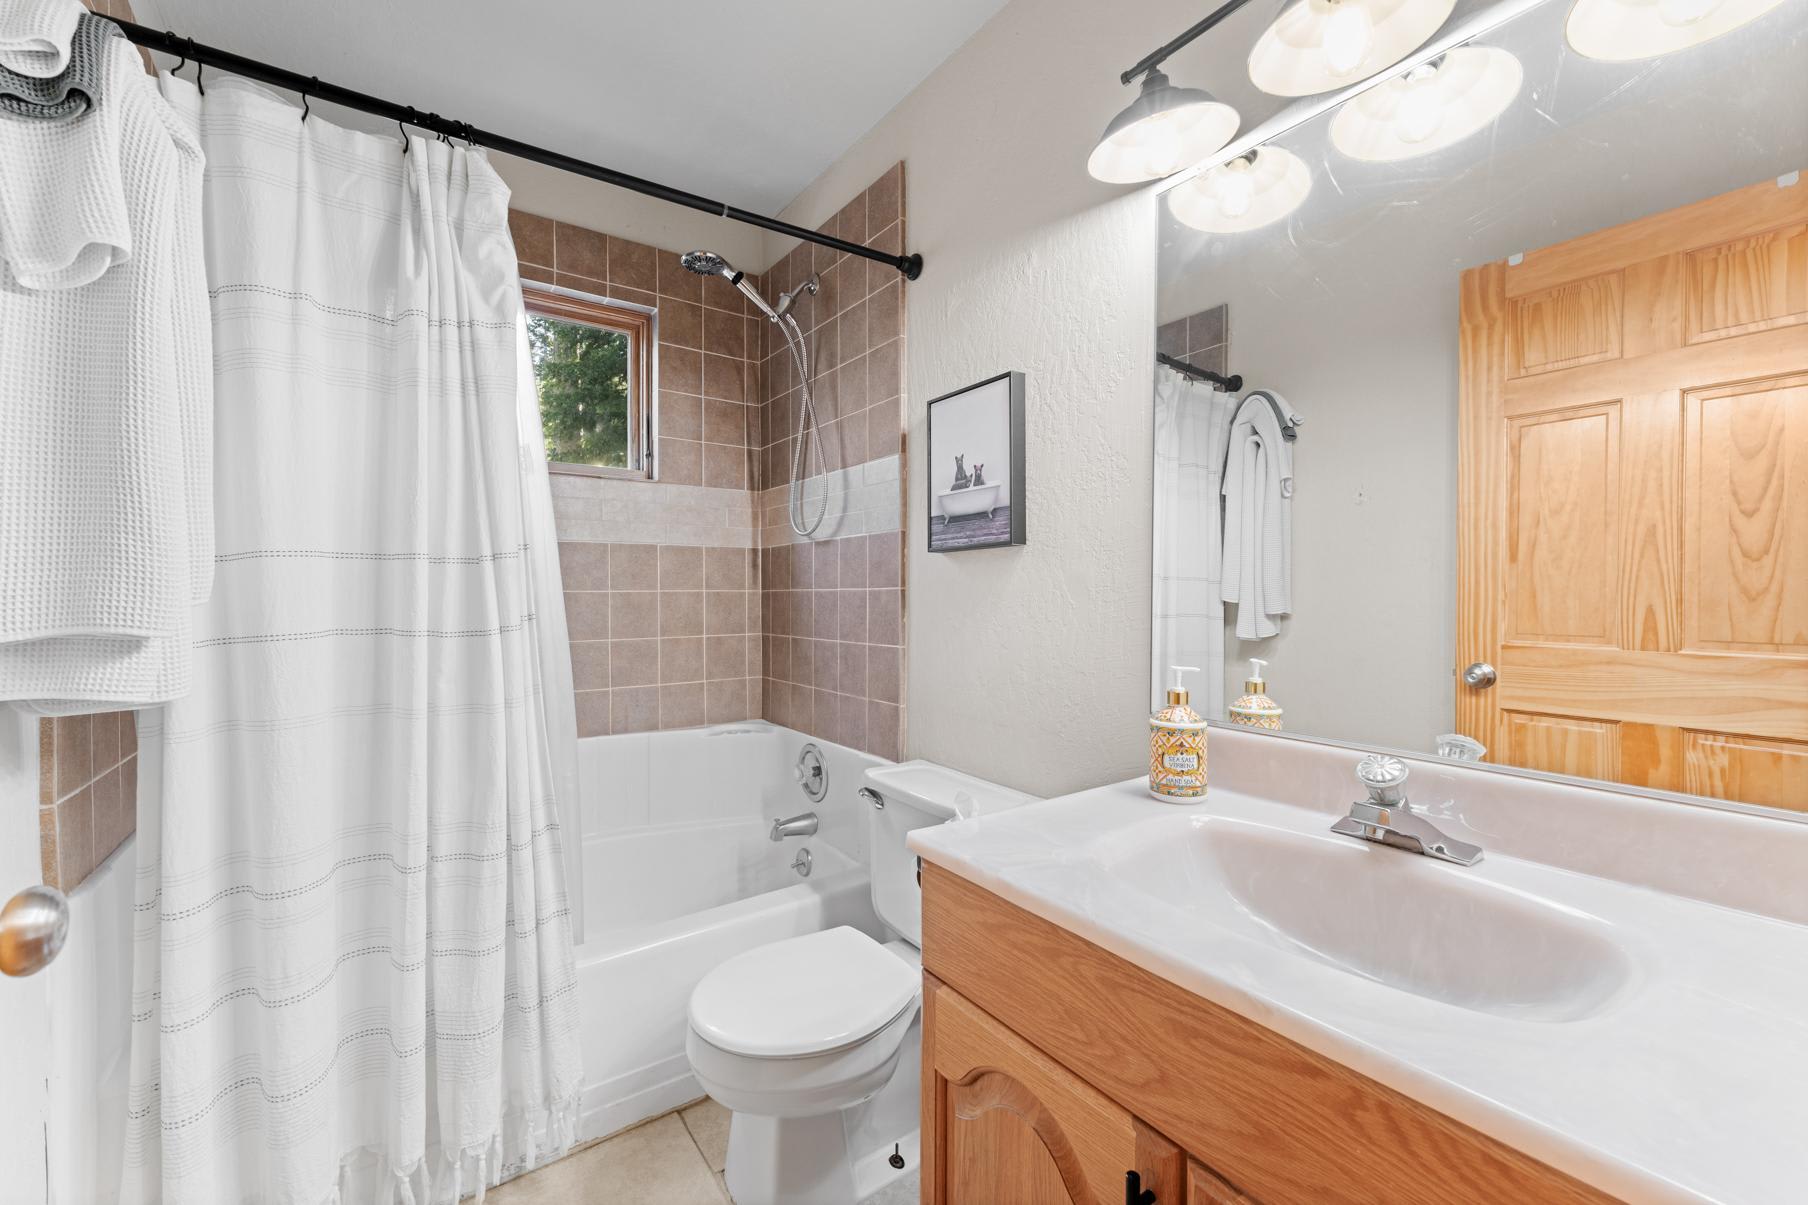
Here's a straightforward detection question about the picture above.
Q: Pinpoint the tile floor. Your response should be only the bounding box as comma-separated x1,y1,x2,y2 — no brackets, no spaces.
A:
487,1096,921,1203
489,1098,732,1204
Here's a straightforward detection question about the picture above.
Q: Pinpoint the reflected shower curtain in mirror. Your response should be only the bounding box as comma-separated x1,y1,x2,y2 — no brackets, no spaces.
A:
124,76,581,1205
1151,365,1238,720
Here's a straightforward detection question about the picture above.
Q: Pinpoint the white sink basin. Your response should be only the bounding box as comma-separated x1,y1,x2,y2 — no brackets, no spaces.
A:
1093,815,1637,1022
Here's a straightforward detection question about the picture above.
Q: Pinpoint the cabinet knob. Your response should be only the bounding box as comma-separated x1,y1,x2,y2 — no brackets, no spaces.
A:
1126,1169,1157,1205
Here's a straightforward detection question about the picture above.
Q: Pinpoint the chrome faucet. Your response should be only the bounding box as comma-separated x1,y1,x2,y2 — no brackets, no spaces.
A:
769,811,819,842
1330,756,1483,866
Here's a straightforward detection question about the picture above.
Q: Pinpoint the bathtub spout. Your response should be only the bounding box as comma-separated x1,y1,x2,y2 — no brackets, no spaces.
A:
769,812,820,841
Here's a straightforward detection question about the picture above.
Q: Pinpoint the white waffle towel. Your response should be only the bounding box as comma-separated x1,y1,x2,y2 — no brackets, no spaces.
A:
0,0,81,79
0,26,212,710
1220,390,1295,640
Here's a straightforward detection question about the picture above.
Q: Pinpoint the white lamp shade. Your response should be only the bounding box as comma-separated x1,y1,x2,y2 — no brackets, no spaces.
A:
1088,74,1242,184
1249,0,1459,96
1168,147,1314,233
1565,0,1789,60
1329,47,1523,161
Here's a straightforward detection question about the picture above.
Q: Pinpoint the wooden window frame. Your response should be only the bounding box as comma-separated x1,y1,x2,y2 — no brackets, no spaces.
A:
523,281,658,480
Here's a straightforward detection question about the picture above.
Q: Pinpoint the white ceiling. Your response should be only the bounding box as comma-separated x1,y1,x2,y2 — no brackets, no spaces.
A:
132,0,1008,214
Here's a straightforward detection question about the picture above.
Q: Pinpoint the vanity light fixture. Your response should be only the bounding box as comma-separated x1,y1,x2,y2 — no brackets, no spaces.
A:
1087,68,1242,184
1168,147,1313,233
1328,47,1523,161
1248,0,1459,96
1564,0,1789,59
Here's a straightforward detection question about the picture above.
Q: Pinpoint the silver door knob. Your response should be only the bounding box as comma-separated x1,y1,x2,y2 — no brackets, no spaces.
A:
0,884,69,978
1462,662,1497,689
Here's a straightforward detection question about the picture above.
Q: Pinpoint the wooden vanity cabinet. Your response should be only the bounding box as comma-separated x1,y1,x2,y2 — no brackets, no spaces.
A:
918,862,1617,1205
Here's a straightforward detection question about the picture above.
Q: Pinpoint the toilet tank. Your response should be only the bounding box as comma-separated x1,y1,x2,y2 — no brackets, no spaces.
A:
861,761,1037,947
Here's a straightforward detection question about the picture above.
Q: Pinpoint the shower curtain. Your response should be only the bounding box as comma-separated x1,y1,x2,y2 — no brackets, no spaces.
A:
1151,365,1239,720
123,75,581,1205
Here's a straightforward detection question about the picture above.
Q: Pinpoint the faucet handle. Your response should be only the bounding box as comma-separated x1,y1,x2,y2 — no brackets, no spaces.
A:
1355,755,1409,805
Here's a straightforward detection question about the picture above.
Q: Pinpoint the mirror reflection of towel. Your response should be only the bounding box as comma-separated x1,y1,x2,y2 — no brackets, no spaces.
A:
1220,391,1294,639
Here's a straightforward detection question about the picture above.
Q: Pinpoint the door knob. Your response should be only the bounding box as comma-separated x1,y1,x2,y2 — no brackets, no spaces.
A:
0,884,69,978
1125,1170,1157,1205
1462,662,1497,689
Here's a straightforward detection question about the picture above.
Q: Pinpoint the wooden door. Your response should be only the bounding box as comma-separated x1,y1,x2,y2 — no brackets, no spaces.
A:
922,974,1184,1205
1457,173,1808,811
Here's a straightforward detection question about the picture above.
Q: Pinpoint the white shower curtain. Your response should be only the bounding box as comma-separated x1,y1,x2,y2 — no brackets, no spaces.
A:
1151,365,1238,720
124,76,581,1205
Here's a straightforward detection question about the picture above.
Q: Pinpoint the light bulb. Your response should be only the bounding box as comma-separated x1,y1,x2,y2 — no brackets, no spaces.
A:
1392,64,1445,143
1321,1,1375,75
1215,162,1256,218
1657,0,1722,24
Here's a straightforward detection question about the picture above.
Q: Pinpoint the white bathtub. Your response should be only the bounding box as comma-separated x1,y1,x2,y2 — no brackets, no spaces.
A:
573,722,888,1140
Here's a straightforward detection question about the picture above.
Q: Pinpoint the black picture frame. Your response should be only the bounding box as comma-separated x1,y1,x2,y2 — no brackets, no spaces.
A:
925,371,1026,553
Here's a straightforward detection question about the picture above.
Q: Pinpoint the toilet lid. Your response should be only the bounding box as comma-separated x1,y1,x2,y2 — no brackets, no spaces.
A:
688,926,920,1058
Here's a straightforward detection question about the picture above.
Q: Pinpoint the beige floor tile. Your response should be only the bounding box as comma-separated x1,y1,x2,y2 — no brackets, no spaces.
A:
679,1097,732,1174
489,1114,722,1205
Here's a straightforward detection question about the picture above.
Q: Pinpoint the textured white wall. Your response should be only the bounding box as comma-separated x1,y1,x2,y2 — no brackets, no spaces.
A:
769,0,1213,797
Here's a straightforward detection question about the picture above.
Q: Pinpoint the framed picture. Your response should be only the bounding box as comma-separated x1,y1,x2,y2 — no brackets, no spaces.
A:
926,371,1026,553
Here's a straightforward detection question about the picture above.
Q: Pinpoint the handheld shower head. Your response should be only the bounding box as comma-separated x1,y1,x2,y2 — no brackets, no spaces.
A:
680,249,737,281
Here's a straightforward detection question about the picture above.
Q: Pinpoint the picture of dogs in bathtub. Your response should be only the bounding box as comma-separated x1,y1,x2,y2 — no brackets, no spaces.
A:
927,371,1025,552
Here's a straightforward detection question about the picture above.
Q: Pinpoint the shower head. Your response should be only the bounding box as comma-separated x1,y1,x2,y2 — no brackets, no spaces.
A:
681,249,739,282
685,248,786,323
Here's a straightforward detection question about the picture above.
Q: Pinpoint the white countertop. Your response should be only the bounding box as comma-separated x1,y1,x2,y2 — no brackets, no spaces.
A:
909,769,1808,1204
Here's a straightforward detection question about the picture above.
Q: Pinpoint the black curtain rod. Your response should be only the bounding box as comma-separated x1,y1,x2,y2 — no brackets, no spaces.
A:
1120,0,1259,85
1158,351,1242,393
102,17,923,281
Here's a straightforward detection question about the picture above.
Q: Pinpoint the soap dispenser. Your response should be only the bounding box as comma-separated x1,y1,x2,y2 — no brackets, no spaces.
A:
1150,665,1208,802
1229,659,1284,730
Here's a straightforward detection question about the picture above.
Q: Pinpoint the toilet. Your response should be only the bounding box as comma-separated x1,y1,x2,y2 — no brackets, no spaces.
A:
685,759,1035,1205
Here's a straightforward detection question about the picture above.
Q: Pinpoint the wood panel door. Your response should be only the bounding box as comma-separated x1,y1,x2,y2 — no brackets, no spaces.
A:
922,974,1185,1205
1457,173,1808,811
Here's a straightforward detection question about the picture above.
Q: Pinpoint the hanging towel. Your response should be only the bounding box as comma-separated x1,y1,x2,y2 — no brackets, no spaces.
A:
1151,364,1239,718
0,7,111,120
1220,389,1296,639
0,0,81,79
0,23,213,711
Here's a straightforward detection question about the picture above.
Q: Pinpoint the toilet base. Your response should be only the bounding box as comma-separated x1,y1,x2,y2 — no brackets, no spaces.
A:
720,1015,921,1205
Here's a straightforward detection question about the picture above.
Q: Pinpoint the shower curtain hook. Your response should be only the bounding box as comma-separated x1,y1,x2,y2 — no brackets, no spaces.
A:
187,40,204,95
168,31,185,74
300,76,317,123
398,106,415,155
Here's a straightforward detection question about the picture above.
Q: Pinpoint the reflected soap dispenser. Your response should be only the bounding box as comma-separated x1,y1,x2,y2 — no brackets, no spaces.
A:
1150,665,1208,802
1229,659,1284,730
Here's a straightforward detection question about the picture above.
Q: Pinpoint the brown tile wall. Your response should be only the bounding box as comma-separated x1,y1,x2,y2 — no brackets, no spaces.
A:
1157,302,1230,379
757,164,908,761
38,714,138,890
36,0,148,894
755,163,906,484
559,541,764,736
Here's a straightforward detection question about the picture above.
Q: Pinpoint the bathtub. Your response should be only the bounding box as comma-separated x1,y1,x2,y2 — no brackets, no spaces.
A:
573,721,888,1140
937,481,1003,519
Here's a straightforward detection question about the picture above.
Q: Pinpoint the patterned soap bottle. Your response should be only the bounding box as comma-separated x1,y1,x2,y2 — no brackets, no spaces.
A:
1150,665,1208,802
1229,658,1284,730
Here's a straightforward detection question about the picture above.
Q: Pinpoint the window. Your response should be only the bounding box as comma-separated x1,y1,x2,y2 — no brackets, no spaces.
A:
524,283,656,478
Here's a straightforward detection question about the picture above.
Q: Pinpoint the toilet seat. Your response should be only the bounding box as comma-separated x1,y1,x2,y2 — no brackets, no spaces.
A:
688,926,918,1059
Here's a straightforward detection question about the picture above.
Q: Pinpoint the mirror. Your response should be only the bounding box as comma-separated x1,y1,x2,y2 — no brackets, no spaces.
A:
1152,0,1808,816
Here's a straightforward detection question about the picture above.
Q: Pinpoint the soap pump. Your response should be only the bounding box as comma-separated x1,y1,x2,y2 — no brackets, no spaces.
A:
1150,665,1208,802
1229,658,1284,730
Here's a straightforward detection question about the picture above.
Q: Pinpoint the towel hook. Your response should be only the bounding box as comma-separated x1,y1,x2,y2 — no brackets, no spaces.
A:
168,31,185,74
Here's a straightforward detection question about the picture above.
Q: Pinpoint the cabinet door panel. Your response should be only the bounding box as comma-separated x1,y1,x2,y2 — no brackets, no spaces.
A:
929,980,1138,1205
